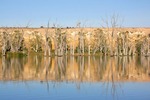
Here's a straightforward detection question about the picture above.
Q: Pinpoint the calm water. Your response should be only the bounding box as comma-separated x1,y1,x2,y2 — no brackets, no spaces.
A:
0,55,150,100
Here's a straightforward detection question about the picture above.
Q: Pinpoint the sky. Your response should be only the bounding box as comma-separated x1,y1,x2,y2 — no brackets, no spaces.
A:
0,0,150,27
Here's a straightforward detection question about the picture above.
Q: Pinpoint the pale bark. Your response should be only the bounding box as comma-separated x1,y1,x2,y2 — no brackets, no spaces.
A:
2,31,10,56
44,26,52,56
78,32,84,55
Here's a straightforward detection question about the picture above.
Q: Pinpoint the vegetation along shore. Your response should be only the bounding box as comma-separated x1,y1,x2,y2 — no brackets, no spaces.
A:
0,27,150,57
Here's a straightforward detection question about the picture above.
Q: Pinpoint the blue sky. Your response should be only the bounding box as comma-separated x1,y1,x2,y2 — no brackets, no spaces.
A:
0,0,150,27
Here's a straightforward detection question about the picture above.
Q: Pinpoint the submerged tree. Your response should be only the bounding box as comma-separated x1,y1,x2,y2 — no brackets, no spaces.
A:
92,29,108,55
29,31,43,52
10,30,25,52
78,30,85,55
53,28,67,56
1,31,11,56
1,29,27,56
85,32,92,55
69,31,78,55
117,31,130,56
44,22,52,56
0,20,150,57
75,22,85,55
102,14,122,56
141,34,150,56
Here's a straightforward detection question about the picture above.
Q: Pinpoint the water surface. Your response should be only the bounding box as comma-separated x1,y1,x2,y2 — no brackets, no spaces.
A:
0,55,150,100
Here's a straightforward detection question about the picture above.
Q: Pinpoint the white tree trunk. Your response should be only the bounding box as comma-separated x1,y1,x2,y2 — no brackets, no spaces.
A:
88,45,90,55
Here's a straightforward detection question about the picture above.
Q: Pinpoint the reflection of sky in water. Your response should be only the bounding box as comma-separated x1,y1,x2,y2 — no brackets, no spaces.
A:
0,81,150,100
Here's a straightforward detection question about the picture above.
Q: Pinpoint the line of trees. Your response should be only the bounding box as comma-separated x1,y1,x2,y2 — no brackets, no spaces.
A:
0,27,149,57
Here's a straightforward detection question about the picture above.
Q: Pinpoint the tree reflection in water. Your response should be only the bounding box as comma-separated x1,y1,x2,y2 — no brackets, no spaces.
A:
1,55,150,81
0,55,150,98
1,56,26,80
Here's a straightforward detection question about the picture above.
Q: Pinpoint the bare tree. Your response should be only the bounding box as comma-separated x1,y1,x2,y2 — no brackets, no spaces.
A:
44,22,52,56
53,27,67,56
92,29,108,55
77,23,85,55
29,31,43,52
9,30,25,52
2,30,10,56
102,14,122,56
117,31,129,56
140,34,150,56
69,32,77,55
86,32,92,55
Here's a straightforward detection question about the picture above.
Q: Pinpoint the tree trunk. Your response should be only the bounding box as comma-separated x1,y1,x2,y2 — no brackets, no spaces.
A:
88,45,90,55
54,38,58,55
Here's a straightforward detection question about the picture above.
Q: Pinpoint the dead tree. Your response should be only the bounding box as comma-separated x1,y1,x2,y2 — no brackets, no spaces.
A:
2,31,10,56
78,30,85,55
92,29,108,55
102,14,122,56
86,32,92,55
69,32,77,55
44,22,52,56
29,31,43,52
117,31,129,56
9,30,25,52
53,28,67,56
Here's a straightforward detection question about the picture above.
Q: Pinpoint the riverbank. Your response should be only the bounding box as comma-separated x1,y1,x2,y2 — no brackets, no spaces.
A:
0,27,150,56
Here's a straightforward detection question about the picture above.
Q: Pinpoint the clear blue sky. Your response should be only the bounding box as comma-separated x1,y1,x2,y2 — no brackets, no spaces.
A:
0,0,150,27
